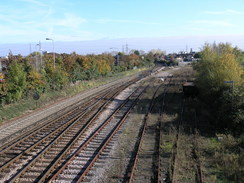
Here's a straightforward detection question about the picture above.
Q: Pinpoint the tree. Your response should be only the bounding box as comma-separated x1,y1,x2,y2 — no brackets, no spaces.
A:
6,60,27,102
26,70,46,93
43,55,69,90
195,43,243,97
97,59,112,76
194,42,244,133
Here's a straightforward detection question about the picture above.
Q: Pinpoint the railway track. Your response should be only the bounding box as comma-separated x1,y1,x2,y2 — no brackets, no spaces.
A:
46,84,148,182
125,71,195,183
157,80,177,183
125,76,174,183
0,66,182,183
170,99,204,183
170,98,184,183
0,78,141,182
170,70,204,183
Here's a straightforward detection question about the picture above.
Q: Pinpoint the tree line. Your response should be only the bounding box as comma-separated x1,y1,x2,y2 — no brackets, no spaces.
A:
0,51,156,105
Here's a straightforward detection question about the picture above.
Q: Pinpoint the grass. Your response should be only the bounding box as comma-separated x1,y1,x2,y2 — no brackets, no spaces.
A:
200,134,244,183
0,67,149,124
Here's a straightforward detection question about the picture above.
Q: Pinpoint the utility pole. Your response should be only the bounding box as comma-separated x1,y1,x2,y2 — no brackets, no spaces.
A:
126,43,128,54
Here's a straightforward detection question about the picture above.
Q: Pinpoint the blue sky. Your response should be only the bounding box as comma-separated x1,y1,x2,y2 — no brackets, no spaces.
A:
0,0,244,55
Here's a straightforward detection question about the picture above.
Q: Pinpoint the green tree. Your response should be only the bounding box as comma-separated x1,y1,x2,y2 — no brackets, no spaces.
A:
6,60,27,102
194,42,244,133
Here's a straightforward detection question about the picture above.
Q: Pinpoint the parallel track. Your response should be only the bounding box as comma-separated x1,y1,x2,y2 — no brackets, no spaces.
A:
0,78,139,182
48,85,148,182
126,73,193,183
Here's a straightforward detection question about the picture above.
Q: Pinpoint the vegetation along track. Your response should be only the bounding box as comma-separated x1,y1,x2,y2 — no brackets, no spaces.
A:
0,76,142,182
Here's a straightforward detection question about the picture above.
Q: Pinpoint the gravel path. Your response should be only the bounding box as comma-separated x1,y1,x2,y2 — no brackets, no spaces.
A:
0,75,137,143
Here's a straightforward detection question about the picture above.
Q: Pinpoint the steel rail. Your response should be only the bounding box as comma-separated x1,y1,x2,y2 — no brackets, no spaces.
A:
0,85,114,171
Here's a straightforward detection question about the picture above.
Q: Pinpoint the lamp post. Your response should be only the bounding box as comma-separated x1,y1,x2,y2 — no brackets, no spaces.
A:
46,38,55,68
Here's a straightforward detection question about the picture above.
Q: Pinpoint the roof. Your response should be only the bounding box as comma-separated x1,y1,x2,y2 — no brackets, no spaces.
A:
182,82,195,87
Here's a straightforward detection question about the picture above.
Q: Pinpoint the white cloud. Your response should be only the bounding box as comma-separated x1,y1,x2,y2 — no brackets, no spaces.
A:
204,9,244,15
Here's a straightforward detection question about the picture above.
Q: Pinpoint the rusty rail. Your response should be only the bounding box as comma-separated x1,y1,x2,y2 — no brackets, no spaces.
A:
127,80,168,183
